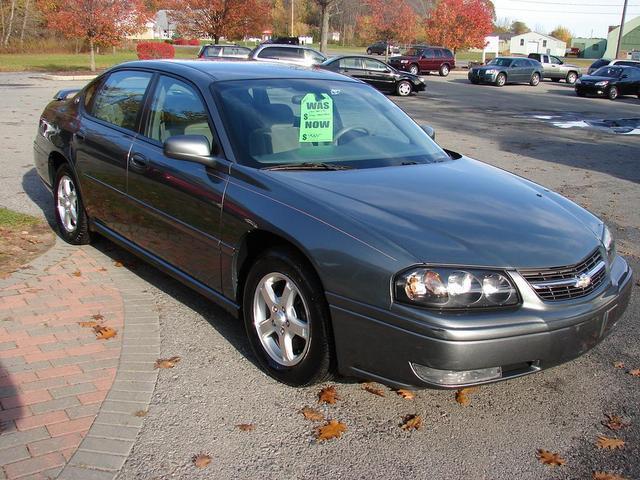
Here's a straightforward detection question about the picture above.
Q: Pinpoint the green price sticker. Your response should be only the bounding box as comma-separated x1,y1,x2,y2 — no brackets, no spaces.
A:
299,93,333,143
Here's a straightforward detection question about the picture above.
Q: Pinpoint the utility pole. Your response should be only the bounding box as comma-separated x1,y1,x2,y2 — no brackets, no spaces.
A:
615,0,628,59
291,0,294,38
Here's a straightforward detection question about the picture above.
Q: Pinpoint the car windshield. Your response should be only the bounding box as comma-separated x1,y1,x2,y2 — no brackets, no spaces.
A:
213,79,450,169
403,48,423,56
593,66,623,77
488,58,513,67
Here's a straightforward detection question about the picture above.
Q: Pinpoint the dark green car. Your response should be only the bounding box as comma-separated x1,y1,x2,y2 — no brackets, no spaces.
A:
469,57,544,87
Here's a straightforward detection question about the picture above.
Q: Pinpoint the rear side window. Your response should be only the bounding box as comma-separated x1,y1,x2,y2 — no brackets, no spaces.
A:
434,49,443,58
203,46,222,57
443,49,453,57
258,47,302,59
425,49,435,57
590,59,610,70
364,58,387,71
91,70,152,131
616,61,640,68
224,46,249,56
339,57,362,69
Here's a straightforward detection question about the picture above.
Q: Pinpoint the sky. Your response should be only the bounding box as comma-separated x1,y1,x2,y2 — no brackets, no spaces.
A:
492,0,640,38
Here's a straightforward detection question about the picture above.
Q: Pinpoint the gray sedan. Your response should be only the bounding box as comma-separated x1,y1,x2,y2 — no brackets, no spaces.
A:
469,57,544,87
34,60,632,389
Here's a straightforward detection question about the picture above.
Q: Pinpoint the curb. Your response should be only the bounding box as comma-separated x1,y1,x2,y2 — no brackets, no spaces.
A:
33,74,97,82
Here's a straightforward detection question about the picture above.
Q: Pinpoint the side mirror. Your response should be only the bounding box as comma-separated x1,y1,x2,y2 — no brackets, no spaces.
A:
164,135,214,166
420,125,436,141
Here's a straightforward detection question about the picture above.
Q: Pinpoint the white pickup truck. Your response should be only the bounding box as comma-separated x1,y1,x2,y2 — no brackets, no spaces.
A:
527,53,581,84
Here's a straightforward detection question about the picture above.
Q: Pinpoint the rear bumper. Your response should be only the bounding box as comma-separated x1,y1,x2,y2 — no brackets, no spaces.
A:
329,255,633,389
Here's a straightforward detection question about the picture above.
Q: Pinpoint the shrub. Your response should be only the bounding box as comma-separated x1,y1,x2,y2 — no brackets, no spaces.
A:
188,38,201,46
164,39,174,44
174,38,188,45
136,42,175,60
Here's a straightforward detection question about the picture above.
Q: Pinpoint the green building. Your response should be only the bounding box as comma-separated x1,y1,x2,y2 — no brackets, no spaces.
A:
570,37,606,59
604,16,640,59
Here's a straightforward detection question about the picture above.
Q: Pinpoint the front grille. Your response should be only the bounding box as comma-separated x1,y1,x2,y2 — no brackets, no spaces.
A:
520,249,607,301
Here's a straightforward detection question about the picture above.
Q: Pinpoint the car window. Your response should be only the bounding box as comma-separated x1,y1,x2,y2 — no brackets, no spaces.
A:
339,57,363,69
434,49,443,58
616,61,640,68
363,58,387,71
443,49,453,57
590,59,610,70
225,46,249,56
203,46,223,57
594,66,623,77
425,49,435,57
258,47,302,59
512,59,525,67
550,56,561,64
305,49,326,64
83,80,101,111
91,70,152,131
145,75,214,148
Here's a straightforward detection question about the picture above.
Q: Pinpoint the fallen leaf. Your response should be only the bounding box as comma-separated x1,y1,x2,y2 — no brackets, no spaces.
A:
134,410,147,417
192,453,211,468
613,361,625,369
602,414,631,431
400,414,423,431
596,436,625,450
71,270,82,277
114,261,124,268
318,385,338,404
316,419,346,441
78,321,98,328
91,313,104,322
536,449,566,466
593,472,629,480
396,389,416,400
300,406,324,421
93,325,117,340
628,369,640,377
455,387,478,406
155,356,181,369
98,267,107,272
362,383,385,397
237,423,255,431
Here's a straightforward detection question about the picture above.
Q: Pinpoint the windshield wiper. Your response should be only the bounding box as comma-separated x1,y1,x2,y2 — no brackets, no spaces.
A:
262,162,353,171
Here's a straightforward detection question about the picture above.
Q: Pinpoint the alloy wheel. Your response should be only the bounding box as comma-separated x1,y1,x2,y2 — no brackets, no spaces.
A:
397,81,412,96
566,72,577,84
56,175,78,233
409,65,419,75
252,273,310,367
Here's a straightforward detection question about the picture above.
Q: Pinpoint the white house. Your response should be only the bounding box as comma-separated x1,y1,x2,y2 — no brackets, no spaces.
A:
510,32,566,57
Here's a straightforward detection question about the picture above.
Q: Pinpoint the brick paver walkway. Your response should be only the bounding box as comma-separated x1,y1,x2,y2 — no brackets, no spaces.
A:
0,241,160,479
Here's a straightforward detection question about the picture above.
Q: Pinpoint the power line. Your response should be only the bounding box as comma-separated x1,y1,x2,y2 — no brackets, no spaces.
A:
505,0,637,5
499,7,640,15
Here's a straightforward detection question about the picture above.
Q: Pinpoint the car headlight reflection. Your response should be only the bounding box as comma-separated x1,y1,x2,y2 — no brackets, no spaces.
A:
602,224,615,262
397,267,519,309
595,80,609,87
484,69,497,74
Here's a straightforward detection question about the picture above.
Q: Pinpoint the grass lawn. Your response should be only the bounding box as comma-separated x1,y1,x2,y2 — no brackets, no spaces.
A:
0,47,200,73
0,207,40,229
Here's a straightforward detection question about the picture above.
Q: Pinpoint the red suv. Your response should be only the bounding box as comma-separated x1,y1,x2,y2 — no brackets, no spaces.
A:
388,46,455,76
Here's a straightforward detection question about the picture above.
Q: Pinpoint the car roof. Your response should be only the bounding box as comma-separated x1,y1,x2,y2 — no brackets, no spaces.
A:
256,44,316,50
111,59,357,83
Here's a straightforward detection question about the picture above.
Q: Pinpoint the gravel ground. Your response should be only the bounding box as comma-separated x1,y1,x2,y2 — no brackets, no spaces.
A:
1,72,638,480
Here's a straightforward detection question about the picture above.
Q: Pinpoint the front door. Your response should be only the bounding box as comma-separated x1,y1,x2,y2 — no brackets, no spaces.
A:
362,58,395,92
75,70,153,236
126,74,227,292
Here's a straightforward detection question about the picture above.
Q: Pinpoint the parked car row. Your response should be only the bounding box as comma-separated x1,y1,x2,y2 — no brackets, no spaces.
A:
575,65,640,100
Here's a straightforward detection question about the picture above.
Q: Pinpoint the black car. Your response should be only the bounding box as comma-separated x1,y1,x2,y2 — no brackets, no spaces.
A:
587,58,640,75
263,36,300,45
320,55,425,96
366,41,400,56
575,65,640,100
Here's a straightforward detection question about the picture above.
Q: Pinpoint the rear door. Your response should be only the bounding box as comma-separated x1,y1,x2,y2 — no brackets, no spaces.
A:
126,74,228,292
619,68,639,94
76,69,153,235
511,59,529,82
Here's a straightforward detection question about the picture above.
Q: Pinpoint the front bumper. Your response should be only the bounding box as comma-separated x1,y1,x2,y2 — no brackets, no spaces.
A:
575,84,608,96
468,71,498,84
329,255,633,389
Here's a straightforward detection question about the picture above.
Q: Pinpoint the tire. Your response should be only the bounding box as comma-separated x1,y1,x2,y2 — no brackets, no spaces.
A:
366,48,372,55
608,86,618,100
439,64,450,76
566,71,578,84
242,247,332,386
576,90,586,97
495,72,506,87
530,72,540,86
470,78,479,84
396,80,412,96
53,164,91,245
409,64,419,75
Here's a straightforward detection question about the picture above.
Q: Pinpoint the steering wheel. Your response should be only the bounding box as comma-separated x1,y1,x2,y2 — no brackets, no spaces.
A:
334,126,370,145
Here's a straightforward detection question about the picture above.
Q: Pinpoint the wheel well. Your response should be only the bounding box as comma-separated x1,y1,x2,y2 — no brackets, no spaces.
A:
441,63,450,69
567,70,578,76
48,151,68,185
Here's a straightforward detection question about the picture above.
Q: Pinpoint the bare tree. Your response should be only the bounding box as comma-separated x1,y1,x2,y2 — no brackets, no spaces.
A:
19,0,30,46
311,0,338,53
3,0,16,46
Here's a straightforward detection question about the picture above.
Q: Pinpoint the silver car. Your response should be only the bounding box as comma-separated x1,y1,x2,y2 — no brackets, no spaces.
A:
250,44,326,67
528,53,581,84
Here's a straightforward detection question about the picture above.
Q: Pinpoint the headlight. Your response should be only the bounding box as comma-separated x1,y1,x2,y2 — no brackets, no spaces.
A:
484,69,497,74
395,267,519,309
602,225,615,262
400,60,408,63
595,80,609,86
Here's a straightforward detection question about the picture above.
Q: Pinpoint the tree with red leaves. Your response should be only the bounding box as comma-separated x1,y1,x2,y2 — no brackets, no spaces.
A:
168,0,270,45
425,0,494,55
41,0,149,72
357,0,420,53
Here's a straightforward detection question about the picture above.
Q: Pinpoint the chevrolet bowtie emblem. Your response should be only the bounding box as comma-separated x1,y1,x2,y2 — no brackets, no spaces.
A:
574,273,592,289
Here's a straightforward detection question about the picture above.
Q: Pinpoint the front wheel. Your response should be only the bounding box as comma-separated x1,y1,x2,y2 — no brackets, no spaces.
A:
495,73,506,87
409,64,419,75
439,64,450,76
566,72,578,84
366,48,372,55
243,248,332,386
530,72,540,86
396,80,413,96
608,86,618,100
54,164,91,245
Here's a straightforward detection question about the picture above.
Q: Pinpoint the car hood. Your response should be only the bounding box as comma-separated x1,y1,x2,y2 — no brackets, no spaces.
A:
474,65,506,72
266,157,603,269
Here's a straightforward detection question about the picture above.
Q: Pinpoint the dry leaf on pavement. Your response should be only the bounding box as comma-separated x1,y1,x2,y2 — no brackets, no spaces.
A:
362,383,385,397
396,389,416,400
134,410,147,417
192,453,211,468
455,387,478,406
318,385,338,404
613,361,625,369
155,356,181,369
300,406,324,421
593,472,629,480
237,423,255,431
596,436,625,450
316,420,346,441
628,369,640,377
78,321,98,328
93,325,117,340
71,270,82,277
91,313,104,322
400,414,423,431
602,414,630,431
114,260,124,267
536,449,566,466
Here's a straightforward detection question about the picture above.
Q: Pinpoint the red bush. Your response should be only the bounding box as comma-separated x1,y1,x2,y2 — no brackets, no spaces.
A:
188,38,200,46
174,38,188,45
136,42,175,60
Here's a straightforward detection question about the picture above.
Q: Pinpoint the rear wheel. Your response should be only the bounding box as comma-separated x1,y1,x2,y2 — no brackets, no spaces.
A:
53,164,91,245
396,80,413,96
243,248,332,386
495,73,506,87
439,64,450,76
409,64,419,75
366,48,372,55
566,72,578,84
608,86,618,100
530,72,541,86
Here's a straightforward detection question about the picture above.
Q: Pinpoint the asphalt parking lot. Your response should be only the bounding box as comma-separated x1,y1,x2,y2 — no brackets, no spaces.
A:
0,71,638,480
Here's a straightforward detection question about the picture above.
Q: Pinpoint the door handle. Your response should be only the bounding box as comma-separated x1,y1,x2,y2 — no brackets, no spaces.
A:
129,153,148,171
74,130,86,142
